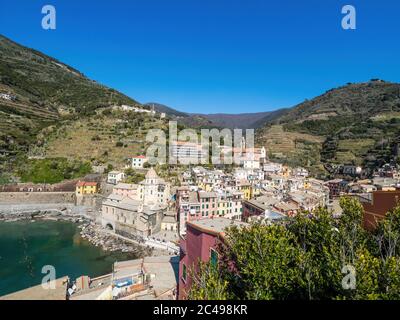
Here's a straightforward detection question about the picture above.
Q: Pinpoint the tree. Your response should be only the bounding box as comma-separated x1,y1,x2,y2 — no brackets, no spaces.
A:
188,200,400,300
218,223,303,300
187,261,230,300
338,197,368,264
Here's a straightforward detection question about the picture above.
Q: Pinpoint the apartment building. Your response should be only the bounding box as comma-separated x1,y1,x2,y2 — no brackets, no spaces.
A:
170,141,204,164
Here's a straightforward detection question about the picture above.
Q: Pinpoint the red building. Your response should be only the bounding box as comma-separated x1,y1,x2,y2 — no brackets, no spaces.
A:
325,179,348,199
178,217,247,300
362,190,400,230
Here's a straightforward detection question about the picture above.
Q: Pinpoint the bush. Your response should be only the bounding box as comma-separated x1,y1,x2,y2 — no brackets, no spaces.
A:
17,158,92,184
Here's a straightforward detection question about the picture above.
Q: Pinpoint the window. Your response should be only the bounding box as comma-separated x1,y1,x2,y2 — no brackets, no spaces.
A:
210,248,218,267
182,263,187,282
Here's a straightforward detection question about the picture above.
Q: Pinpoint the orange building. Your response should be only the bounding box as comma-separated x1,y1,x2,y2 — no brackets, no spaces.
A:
362,190,400,230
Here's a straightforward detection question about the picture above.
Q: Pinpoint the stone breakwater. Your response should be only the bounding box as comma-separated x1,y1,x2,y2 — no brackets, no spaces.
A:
0,207,87,223
79,222,153,256
0,205,160,256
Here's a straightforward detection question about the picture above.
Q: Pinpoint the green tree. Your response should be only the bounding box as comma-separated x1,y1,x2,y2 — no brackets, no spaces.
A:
187,261,230,300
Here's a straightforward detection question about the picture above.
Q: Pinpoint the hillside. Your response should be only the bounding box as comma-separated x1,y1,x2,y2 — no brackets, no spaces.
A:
0,34,140,157
42,109,168,168
191,112,271,129
0,35,167,183
257,80,400,176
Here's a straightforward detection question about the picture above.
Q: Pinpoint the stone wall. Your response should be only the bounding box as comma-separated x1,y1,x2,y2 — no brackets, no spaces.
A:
0,192,75,204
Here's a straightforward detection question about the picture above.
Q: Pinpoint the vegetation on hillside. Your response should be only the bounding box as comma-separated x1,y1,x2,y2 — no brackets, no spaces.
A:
42,109,169,168
257,80,400,175
16,158,92,184
0,34,140,160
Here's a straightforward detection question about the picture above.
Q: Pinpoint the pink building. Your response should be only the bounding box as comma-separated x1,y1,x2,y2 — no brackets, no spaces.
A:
178,217,247,300
112,183,138,198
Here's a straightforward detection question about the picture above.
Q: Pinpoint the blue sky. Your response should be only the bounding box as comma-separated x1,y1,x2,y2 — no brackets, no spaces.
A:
1,0,400,114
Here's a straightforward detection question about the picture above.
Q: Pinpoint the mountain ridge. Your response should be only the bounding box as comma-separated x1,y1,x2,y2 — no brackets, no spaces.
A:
148,102,288,129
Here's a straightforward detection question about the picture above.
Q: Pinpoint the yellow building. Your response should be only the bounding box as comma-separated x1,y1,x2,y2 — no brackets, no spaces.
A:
76,181,99,195
237,182,252,200
282,166,291,178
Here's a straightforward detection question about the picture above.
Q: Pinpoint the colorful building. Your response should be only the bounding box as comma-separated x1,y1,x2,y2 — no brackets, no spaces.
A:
76,181,99,195
361,190,400,230
178,217,248,300
236,180,252,200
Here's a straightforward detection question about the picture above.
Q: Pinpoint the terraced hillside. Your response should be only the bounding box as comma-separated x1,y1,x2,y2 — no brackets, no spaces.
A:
257,80,400,176
256,125,325,175
0,34,140,157
43,110,168,168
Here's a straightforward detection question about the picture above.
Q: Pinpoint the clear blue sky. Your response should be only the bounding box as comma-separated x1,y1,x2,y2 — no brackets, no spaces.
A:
1,0,400,114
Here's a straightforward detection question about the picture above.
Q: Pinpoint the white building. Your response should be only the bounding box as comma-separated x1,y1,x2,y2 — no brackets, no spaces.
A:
293,167,309,178
234,168,250,181
263,162,283,175
0,93,13,101
131,156,148,169
107,171,125,185
170,141,204,164
116,105,156,115
243,157,260,170
343,165,362,176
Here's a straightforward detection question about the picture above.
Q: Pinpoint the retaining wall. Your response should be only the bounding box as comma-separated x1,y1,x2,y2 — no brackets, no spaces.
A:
0,192,75,204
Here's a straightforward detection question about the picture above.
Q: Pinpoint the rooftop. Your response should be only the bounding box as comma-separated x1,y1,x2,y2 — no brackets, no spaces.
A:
0,276,69,300
198,191,217,198
187,217,248,236
114,183,138,190
77,181,98,187
145,168,159,179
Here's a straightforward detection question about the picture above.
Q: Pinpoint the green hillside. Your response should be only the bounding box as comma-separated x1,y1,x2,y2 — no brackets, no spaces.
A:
257,80,400,176
0,35,165,183
0,34,140,157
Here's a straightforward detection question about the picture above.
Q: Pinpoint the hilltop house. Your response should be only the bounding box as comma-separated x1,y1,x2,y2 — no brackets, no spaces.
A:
107,171,125,185
131,155,148,169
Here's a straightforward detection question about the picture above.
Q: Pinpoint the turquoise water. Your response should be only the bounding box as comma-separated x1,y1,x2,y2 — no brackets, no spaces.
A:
0,220,138,296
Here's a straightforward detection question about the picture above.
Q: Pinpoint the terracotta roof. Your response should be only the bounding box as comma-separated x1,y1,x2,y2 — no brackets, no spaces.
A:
76,181,98,187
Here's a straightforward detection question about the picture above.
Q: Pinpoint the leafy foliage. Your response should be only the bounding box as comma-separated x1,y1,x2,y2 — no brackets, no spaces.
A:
189,198,400,300
17,158,92,184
